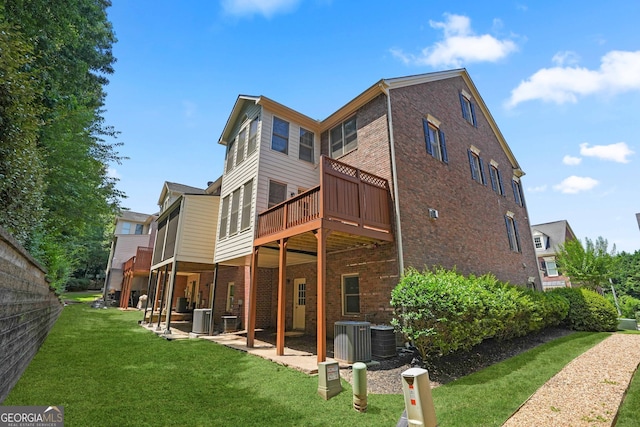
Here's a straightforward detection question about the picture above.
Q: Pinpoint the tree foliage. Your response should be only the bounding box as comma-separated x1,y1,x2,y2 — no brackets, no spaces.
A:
611,250,640,300
0,1,123,290
556,236,617,291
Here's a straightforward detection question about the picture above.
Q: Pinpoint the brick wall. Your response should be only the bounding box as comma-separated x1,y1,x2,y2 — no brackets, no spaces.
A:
0,226,63,403
389,77,540,287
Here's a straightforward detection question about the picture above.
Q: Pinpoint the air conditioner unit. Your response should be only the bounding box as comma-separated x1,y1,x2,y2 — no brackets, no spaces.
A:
192,309,211,334
334,321,371,363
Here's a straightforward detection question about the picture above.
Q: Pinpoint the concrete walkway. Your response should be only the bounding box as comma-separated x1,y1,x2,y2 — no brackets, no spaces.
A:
139,322,332,374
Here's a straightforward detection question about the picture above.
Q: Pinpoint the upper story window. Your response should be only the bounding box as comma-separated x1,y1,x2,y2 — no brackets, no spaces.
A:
504,212,521,252
489,161,505,196
134,224,144,235
235,128,246,166
229,188,241,235
248,118,258,155
268,180,287,208
225,138,235,172
299,128,314,163
512,178,525,207
271,117,289,154
121,221,131,234
460,90,477,127
219,196,230,238
330,116,357,158
468,146,486,185
422,115,448,163
544,257,559,277
534,236,543,249
241,180,253,230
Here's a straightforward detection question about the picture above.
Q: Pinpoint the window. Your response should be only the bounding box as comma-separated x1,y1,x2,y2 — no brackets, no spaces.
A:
489,163,504,195
229,188,241,235
534,236,543,249
330,116,357,158
460,92,477,126
235,128,246,166
219,196,229,238
342,274,360,315
505,214,521,252
422,118,448,163
468,149,486,185
271,116,289,154
241,180,253,230
268,180,287,208
299,128,314,163
248,118,258,155
544,257,559,277
512,178,525,207
226,282,235,312
225,138,235,172
121,222,131,234
134,223,144,235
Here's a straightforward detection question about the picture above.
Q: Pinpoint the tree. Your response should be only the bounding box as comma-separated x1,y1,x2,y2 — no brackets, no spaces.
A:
0,1,124,290
556,236,617,291
611,250,640,299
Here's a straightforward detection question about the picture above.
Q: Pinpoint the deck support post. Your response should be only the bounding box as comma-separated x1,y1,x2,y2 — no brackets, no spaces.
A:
276,238,288,356
316,228,329,362
247,246,259,348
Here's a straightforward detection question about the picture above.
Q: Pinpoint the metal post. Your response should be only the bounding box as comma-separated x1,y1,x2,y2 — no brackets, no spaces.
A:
208,263,218,336
141,270,155,324
164,261,178,334
156,264,169,331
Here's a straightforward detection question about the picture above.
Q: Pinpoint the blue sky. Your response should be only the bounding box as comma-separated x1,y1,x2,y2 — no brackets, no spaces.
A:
104,0,640,253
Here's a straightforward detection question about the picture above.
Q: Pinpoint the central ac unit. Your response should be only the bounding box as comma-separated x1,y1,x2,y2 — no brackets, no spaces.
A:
192,309,211,334
334,321,371,363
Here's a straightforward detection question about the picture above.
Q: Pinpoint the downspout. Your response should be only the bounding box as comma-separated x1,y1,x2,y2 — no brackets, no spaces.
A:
382,84,405,275
208,263,219,336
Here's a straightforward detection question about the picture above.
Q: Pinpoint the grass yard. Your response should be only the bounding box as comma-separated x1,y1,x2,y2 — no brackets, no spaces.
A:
4,295,626,426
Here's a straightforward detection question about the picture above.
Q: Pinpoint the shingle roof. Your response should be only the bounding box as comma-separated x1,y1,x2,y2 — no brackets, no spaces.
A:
165,182,206,195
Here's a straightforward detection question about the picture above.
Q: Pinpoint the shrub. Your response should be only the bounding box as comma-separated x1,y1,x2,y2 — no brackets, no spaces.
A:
551,287,618,331
391,268,569,359
65,277,91,292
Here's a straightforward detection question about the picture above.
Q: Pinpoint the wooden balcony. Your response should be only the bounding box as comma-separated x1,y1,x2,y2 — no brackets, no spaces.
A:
255,156,393,247
123,246,153,275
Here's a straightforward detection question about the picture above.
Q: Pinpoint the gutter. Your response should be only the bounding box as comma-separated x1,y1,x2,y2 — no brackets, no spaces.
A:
382,83,405,275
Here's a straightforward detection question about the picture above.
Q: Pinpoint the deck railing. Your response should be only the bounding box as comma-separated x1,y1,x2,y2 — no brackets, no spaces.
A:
256,156,392,239
123,246,154,273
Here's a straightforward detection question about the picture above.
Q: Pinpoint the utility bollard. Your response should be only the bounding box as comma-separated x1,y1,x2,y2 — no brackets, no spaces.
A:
400,368,437,427
352,362,367,412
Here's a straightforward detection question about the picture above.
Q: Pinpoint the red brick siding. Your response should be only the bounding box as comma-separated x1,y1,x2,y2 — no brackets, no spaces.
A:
388,77,540,287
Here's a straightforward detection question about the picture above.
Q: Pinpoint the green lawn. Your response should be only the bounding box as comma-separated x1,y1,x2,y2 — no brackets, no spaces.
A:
4,299,626,426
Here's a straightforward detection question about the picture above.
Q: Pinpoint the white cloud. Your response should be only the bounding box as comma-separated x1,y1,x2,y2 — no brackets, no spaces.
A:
507,50,640,107
579,142,634,163
552,51,580,66
221,0,299,18
553,176,599,194
527,185,547,193
391,14,518,67
562,155,582,166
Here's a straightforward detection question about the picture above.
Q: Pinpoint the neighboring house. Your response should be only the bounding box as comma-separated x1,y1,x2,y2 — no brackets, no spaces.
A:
143,180,222,331
213,68,541,362
104,211,157,303
531,220,577,290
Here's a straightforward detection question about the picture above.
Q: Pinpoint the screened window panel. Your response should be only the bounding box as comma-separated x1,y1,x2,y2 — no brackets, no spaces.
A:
268,181,287,208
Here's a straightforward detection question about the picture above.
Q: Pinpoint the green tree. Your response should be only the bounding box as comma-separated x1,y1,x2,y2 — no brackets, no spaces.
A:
556,236,617,291
611,250,640,299
0,0,124,290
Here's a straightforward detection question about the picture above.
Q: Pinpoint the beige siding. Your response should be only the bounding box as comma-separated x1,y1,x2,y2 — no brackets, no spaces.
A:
215,104,261,264
255,108,320,214
112,235,152,268
176,195,219,263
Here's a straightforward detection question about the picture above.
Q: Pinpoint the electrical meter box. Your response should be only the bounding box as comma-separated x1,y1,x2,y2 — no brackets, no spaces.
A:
317,361,342,400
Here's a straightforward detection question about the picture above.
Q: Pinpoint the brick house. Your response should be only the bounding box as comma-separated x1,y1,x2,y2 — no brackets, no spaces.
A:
531,220,577,290
214,69,541,361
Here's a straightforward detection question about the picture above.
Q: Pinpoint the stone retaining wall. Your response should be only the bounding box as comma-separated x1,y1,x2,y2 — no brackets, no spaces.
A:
0,226,63,403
